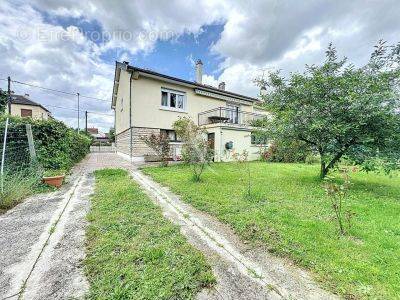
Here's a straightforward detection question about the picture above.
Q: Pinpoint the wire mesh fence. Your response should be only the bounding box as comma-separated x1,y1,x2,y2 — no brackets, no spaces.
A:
0,118,43,210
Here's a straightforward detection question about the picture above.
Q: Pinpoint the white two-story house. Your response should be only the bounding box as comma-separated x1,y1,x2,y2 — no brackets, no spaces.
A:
111,60,268,162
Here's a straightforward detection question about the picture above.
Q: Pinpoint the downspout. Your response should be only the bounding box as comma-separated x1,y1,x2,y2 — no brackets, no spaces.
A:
129,72,133,163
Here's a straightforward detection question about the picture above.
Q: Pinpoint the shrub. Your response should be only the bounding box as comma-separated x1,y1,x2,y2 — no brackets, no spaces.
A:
232,150,252,196
0,166,43,211
0,115,91,171
141,133,171,167
323,168,355,235
173,117,213,182
266,139,311,163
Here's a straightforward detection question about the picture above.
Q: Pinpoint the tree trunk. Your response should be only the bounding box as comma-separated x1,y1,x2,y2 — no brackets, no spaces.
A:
320,161,328,179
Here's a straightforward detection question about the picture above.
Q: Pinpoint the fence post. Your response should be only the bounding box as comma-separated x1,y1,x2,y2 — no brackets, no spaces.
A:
26,124,37,162
1,118,9,193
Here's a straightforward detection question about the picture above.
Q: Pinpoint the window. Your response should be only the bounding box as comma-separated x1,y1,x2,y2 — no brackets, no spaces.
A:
226,104,240,124
161,88,186,111
251,132,268,145
120,98,124,112
160,129,181,142
177,94,184,109
161,91,168,106
170,93,176,108
21,109,32,118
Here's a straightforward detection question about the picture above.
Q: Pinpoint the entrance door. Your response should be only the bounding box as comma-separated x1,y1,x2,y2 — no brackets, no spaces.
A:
207,133,215,161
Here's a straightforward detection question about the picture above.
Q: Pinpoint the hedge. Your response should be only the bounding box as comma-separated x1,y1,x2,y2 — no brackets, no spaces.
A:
0,115,91,171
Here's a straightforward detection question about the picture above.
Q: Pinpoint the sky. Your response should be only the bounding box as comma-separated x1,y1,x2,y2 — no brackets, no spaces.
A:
0,0,399,132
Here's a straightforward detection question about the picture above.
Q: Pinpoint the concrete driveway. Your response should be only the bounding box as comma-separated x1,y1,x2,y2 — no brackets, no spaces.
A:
0,153,133,300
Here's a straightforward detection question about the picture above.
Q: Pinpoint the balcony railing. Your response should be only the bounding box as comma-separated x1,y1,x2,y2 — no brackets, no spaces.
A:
198,107,265,127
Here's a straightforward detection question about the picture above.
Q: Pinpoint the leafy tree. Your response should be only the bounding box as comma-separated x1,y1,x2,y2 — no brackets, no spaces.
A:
0,89,7,114
173,117,213,181
256,41,400,178
108,127,115,142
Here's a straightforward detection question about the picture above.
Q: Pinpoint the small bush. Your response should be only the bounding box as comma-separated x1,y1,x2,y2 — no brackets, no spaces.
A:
141,133,171,167
323,168,355,235
266,139,311,163
0,166,43,211
173,117,213,181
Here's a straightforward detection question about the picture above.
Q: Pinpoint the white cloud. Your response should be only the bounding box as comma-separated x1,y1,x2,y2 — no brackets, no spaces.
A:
0,1,114,132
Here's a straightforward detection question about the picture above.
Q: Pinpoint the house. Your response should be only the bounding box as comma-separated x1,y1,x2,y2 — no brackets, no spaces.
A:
9,94,51,120
111,60,268,162
87,127,110,143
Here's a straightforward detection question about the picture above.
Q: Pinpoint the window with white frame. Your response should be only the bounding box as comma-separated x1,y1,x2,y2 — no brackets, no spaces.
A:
161,88,186,111
160,129,181,142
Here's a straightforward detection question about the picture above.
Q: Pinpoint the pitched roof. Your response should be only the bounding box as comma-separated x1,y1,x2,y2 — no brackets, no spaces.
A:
10,95,50,112
131,66,260,101
112,61,261,108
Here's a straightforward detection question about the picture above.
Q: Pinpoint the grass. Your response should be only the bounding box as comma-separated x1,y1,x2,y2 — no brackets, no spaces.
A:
143,162,400,299
0,167,54,214
85,169,215,299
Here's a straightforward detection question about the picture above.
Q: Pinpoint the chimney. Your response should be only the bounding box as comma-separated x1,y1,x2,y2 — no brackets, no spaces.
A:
123,61,129,65
195,59,203,84
218,82,225,90
25,93,30,98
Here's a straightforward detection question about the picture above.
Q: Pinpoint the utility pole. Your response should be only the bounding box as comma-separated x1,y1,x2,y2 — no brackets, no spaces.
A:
7,77,11,114
77,92,80,133
85,111,88,133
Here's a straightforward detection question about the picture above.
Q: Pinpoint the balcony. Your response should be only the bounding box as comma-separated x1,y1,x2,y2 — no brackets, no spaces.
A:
198,107,265,127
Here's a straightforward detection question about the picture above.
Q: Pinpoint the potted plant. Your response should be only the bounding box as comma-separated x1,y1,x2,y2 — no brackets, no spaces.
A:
43,169,66,188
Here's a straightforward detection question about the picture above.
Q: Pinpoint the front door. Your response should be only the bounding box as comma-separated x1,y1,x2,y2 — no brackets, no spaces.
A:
207,133,215,161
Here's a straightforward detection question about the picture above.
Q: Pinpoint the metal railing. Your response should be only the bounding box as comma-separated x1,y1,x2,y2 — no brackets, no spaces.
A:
198,107,265,126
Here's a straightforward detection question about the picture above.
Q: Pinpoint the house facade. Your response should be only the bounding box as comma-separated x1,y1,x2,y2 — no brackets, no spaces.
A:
9,94,51,120
111,60,268,162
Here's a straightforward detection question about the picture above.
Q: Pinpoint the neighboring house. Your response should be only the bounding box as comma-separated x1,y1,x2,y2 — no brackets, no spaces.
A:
87,127,110,143
111,60,268,162
9,94,51,120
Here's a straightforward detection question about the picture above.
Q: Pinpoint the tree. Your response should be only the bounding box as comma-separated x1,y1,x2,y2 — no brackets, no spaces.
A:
108,127,115,142
256,41,400,178
0,89,7,114
173,117,213,181
141,133,171,167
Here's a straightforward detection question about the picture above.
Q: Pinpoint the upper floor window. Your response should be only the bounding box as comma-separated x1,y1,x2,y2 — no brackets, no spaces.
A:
21,109,32,118
161,88,186,111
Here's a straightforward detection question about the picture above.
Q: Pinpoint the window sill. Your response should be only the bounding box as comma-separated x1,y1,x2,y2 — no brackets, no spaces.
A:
169,141,183,145
159,106,188,113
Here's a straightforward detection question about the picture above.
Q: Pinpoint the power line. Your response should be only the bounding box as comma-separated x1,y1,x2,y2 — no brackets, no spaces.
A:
1,78,111,102
45,104,113,116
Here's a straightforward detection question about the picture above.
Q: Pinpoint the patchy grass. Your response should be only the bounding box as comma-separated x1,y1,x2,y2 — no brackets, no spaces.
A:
85,169,215,299
0,168,54,214
143,162,400,299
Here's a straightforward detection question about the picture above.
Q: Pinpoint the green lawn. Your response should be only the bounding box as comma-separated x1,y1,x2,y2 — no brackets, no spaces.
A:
85,169,215,299
143,162,400,299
